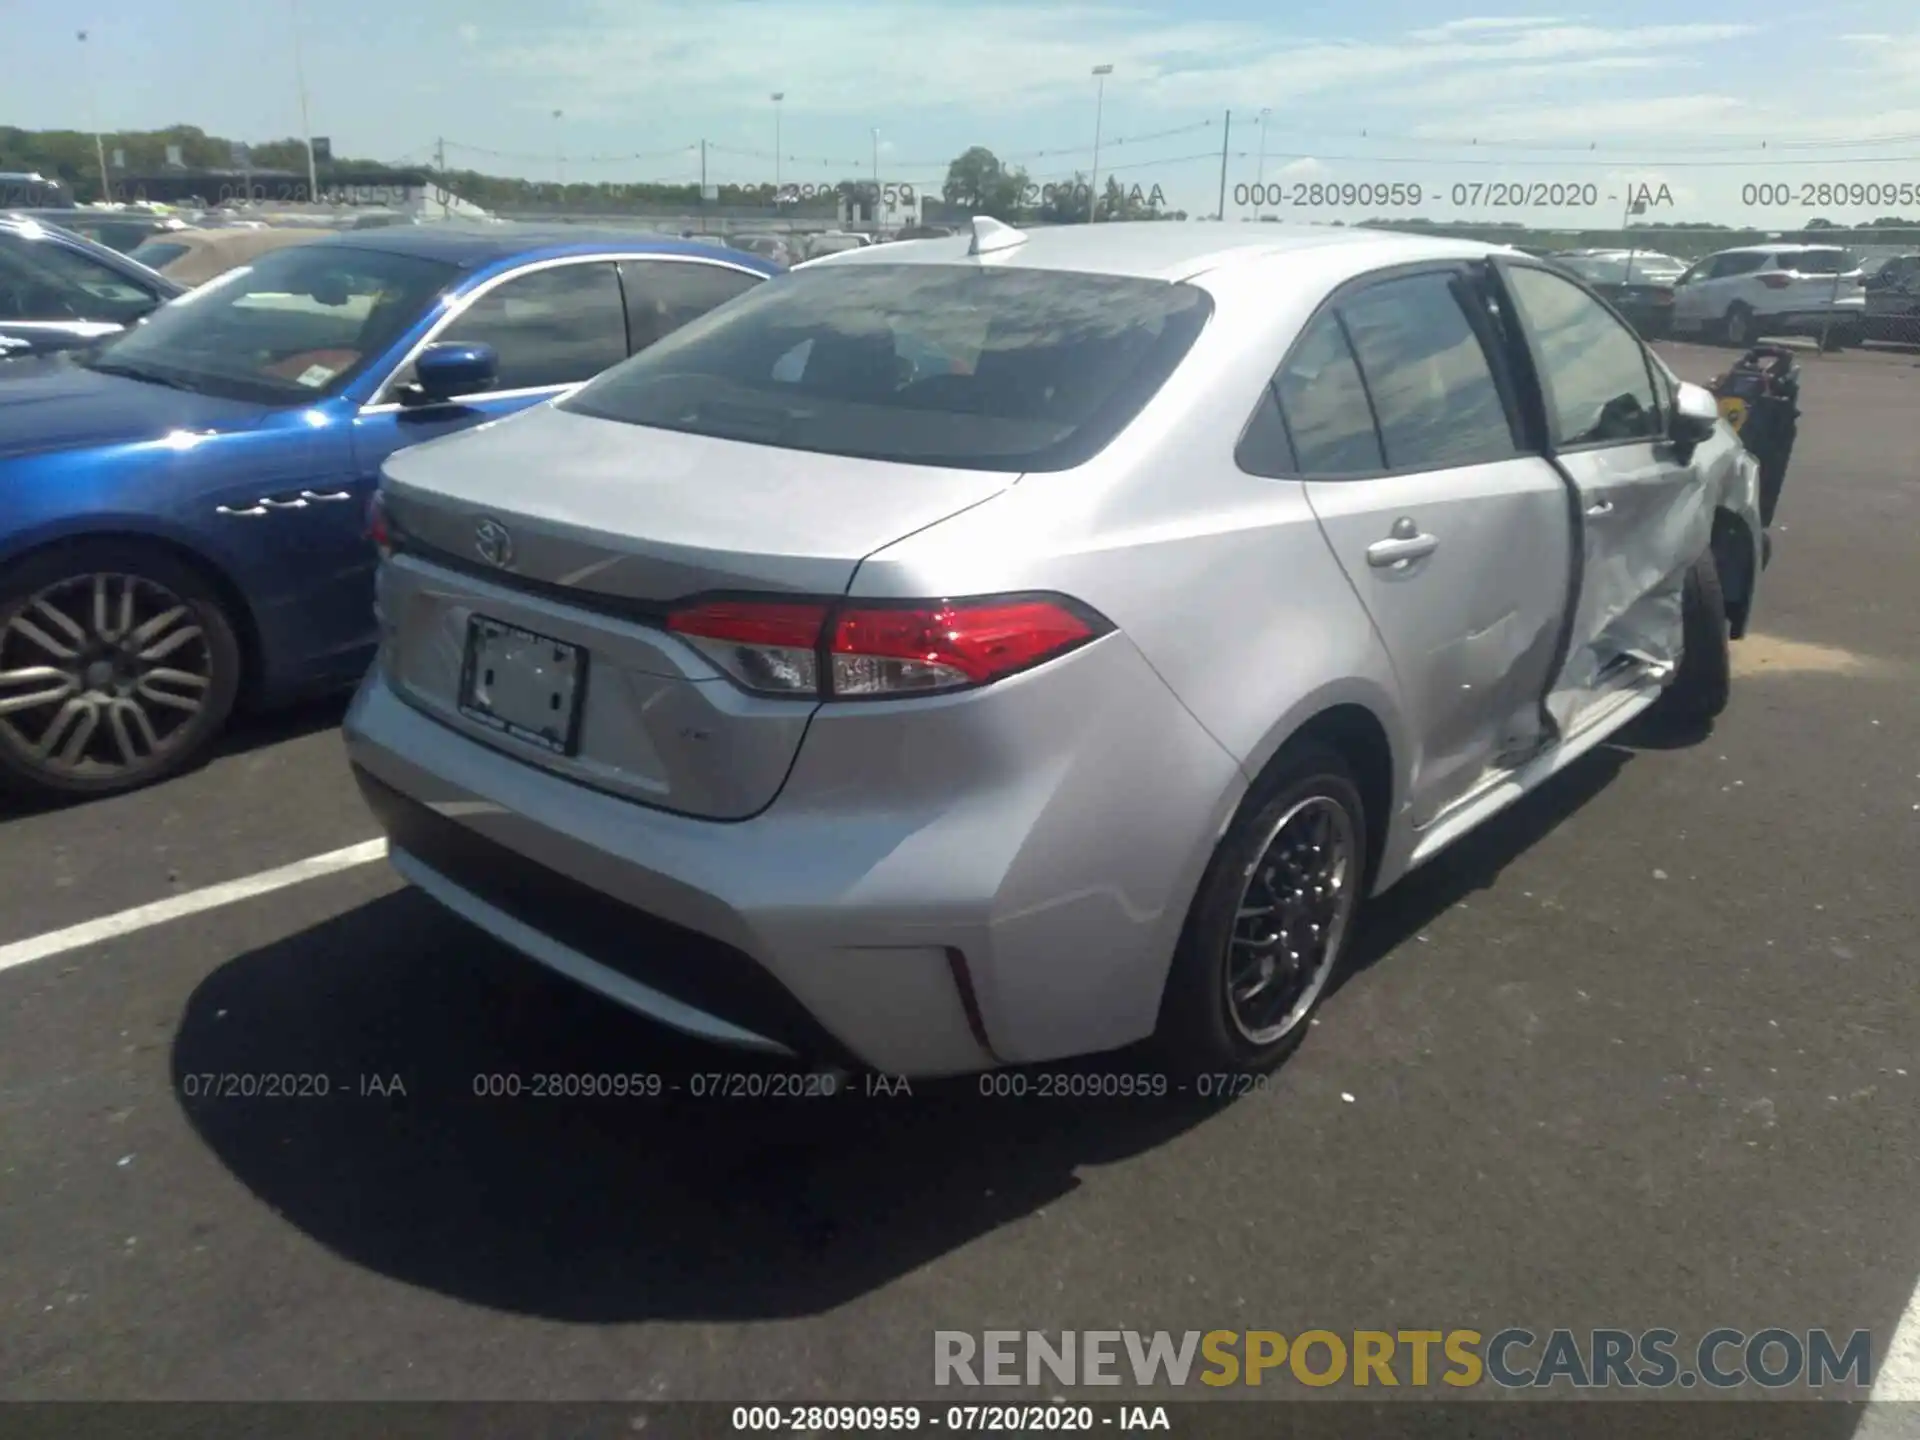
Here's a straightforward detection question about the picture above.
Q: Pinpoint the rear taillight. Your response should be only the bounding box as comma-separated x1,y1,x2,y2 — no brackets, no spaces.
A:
366,491,392,558
1652,287,1674,305
1759,272,1792,289
666,594,1109,699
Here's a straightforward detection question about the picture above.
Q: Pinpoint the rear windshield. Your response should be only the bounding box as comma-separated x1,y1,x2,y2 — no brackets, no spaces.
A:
1784,248,1853,275
560,263,1215,472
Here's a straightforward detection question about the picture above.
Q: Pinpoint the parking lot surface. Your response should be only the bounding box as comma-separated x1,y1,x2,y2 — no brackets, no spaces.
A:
2,343,1917,1409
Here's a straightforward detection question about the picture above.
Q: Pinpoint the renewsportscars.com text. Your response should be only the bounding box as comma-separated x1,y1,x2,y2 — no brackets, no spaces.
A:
933,1329,1873,1391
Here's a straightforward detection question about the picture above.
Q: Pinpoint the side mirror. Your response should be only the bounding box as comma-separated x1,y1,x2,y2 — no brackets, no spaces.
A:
1671,380,1719,447
408,341,498,404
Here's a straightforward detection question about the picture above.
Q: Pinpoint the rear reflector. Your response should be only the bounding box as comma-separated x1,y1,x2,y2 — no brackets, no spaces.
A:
665,595,1109,699
366,492,392,558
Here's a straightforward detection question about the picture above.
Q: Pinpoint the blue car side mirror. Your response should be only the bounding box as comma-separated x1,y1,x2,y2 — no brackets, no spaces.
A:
410,342,499,403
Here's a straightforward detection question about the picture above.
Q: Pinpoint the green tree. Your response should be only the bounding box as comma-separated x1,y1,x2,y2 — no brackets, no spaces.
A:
1037,171,1090,224
942,146,1028,221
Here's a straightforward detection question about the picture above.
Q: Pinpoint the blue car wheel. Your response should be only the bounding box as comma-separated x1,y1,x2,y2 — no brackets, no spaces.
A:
0,540,243,798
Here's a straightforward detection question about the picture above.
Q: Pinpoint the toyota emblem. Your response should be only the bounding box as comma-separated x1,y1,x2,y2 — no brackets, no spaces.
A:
474,518,515,569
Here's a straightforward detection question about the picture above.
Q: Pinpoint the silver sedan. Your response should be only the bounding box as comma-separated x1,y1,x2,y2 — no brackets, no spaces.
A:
345,218,1766,1078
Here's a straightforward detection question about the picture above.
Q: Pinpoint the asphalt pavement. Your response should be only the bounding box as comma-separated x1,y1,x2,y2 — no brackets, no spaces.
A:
2,343,1917,1414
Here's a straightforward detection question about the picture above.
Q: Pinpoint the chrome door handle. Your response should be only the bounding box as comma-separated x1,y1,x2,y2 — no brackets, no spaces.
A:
1366,534,1439,567
260,496,309,510
1586,499,1616,517
300,489,353,502
216,504,269,517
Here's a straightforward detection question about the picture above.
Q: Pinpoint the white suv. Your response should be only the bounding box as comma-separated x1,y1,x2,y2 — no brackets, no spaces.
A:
1670,244,1867,348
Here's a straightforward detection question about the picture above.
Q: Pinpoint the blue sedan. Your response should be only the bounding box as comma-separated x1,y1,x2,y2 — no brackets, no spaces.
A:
0,226,780,797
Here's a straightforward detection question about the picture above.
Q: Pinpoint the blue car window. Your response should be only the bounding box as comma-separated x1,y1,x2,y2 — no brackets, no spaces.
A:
414,261,627,391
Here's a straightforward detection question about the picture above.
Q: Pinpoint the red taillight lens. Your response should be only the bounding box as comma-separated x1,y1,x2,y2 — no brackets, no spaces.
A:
1652,287,1674,305
664,595,1108,699
830,600,1098,696
366,492,392,557
668,601,829,695
1759,272,1792,289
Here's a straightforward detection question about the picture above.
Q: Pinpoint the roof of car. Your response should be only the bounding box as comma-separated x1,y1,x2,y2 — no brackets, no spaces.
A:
308,223,777,271
799,220,1503,281
1712,242,1851,255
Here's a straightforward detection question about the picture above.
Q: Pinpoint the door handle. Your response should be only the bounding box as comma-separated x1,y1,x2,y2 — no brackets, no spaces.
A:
215,504,269,517
259,496,309,510
1586,499,1616,517
299,489,353,503
1366,533,1439,567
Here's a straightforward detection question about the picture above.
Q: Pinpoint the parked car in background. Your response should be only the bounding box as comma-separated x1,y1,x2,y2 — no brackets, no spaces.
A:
346,219,1764,1080
800,232,872,262
0,227,779,798
729,233,795,267
127,226,337,288
1549,249,1687,338
7,206,191,256
1670,244,1866,348
1862,253,1920,344
0,214,184,360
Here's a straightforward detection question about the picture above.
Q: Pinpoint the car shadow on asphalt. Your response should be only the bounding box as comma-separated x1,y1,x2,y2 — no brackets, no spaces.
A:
170,741,1645,1326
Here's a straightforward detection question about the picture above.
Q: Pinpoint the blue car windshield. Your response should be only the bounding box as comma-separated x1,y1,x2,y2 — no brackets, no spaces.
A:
85,244,458,405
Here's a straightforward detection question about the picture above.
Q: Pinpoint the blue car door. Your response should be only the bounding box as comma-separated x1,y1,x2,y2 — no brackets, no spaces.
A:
347,256,629,604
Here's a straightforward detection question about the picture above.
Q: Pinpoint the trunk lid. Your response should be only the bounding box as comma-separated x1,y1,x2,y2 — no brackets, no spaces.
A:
377,402,1015,819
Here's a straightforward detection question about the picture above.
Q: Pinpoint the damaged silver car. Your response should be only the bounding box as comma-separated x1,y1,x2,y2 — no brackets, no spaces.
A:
346,220,1766,1078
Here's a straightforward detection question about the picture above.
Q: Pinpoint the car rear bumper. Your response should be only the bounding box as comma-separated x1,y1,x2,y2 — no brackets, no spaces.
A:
343,637,1243,1077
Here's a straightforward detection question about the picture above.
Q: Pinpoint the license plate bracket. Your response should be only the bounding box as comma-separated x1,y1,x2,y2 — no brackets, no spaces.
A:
458,616,587,756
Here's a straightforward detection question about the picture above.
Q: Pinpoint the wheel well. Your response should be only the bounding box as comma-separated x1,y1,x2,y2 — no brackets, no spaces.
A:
5,532,265,701
1711,506,1756,639
1267,703,1394,891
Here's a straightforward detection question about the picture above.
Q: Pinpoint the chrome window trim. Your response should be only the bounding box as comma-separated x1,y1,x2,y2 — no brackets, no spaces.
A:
362,251,769,411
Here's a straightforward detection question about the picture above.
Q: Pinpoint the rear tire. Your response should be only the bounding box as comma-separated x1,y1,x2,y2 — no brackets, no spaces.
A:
1659,548,1732,725
1722,303,1755,347
1155,744,1369,1078
0,541,242,799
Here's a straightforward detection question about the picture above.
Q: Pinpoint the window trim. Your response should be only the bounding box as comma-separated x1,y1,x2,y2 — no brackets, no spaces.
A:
1489,257,1666,457
360,251,769,413
1242,259,1526,483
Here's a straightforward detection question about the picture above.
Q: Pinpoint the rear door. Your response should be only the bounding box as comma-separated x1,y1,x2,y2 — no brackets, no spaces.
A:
1284,267,1576,827
1492,260,1709,738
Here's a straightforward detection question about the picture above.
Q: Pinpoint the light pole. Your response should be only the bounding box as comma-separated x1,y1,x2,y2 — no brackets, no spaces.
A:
75,30,112,205
552,110,564,191
771,93,784,199
1256,107,1271,190
871,126,880,228
289,0,319,203
1088,63,1113,222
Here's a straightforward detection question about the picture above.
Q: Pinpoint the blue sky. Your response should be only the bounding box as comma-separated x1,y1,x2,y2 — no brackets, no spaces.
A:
19,0,1920,224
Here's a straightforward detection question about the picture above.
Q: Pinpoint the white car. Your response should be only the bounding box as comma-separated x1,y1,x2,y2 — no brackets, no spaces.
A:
1670,244,1866,348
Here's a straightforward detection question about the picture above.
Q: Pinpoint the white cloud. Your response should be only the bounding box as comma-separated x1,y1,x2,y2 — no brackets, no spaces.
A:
457,22,478,44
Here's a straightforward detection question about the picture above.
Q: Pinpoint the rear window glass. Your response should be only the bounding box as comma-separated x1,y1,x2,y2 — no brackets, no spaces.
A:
129,241,189,270
561,264,1215,472
1784,249,1853,275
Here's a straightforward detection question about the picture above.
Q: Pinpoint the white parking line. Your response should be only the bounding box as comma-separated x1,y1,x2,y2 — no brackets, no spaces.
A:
0,839,389,975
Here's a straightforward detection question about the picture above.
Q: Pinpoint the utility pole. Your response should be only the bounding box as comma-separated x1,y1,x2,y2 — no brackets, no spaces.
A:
76,30,112,205
434,136,449,219
1089,64,1113,223
871,127,880,229
1216,110,1232,221
699,138,708,234
771,93,784,199
289,0,319,203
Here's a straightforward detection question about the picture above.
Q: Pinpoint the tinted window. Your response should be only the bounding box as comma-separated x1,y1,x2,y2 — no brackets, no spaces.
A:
620,259,762,353
0,234,155,324
425,262,626,391
1338,273,1517,470
1234,386,1296,478
1784,248,1852,275
1711,253,1769,279
89,244,455,405
1274,311,1384,476
562,264,1214,473
1503,265,1660,446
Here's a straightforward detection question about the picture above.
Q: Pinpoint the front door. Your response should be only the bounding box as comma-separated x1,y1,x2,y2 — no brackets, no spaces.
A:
1281,269,1576,827
1492,260,1709,738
